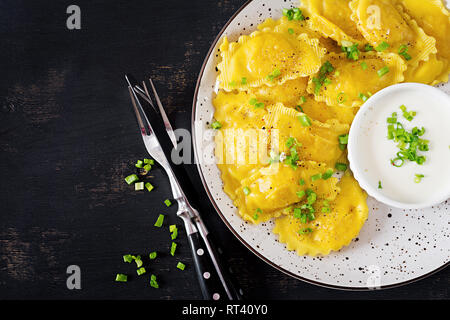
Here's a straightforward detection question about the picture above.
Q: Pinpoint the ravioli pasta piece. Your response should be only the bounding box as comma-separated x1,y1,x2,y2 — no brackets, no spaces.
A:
217,29,326,91
349,0,436,67
307,52,406,108
273,174,369,256
247,78,309,108
397,0,450,84
258,16,342,53
299,96,358,126
264,103,349,166
213,91,270,199
234,161,340,223
301,0,365,45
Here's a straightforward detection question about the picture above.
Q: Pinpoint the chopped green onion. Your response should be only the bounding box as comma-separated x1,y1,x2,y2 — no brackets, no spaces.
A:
299,178,305,185
211,121,222,129
150,274,159,288
135,160,144,168
177,262,186,271
171,226,178,240
115,274,128,282
364,44,374,51
337,92,347,104
164,199,172,207
154,214,165,227
338,134,349,145
254,208,262,220
321,206,331,213
335,163,347,171
296,190,305,198
135,258,143,268
341,42,360,60
360,61,368,70
322,169,334,180
136,267,146,276
359,92,369,102
170,242,177,256
298,228,313,235
243,186,251,196
143,164,152,172
377,66,390,77
135,181,144,191
123,254,134,263
311,173,322,181
267,68,281,81
125,174,139,185
288,28,294,34
378,181,382,189
298,114,312,127
398,44,412,61
414,174,424,183
375,41,389,52
300,96,307,103
149,251,157,260
312,61,334,95
241,77,247,84
283,8,305,21
144,158,154,165
145,182,154,192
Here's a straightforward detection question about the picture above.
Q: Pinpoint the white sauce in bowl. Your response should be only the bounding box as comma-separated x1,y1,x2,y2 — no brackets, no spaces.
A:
348,83,450,209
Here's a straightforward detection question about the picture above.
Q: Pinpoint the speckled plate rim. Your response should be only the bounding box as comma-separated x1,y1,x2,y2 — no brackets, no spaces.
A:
191,0,450,291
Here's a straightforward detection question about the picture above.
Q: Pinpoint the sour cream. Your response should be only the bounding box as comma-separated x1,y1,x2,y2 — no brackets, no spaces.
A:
348,83,450,209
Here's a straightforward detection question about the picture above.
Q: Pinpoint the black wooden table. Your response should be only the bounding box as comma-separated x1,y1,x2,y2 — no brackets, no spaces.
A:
0,0,448,300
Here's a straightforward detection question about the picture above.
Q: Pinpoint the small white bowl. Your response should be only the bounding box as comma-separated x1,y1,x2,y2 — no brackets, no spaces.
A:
348,83,450,209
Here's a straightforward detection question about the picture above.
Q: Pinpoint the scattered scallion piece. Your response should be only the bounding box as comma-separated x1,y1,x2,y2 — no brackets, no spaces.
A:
335,162,347,171
143,164,152,172
125,174,139,185
136,267,146,276
249,98,265,109
211,121,222,130
135,182,144,191
144,158,154,165
322,169,334,180
364,44,374,51
337,92,347,104
177,262,186,271
360,61,368,70
296,190,305,199
149,251,157,260
311,173,322,181
145,182,154,192
135,160,144,168
150,274,159,288
241,77,247,85
378,181,382,189
377,66,390,77
243,187,251,196
398,44,412,61
341,41,360,60
312,61,334,95
375,41,389,52
288,28,294,34
299,178,305,185
283,8,305,21
359,92,369,102
298,114,311,127
338,134,349,150
267,68,281,81
254,208,262,220
135,257,143,268
170,242,177,256
115,274,128,282
123,254,134,263
154,214,165,228
414,174,424,183
164,199,172,207
298,228,313,235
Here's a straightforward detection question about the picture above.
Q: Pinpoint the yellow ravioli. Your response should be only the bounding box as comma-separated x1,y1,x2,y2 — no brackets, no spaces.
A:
264,103,349,166
235,161,340,223
349,0,436,68
307,52,406,108
397,0,450,84
273,174,369,256
302,0,366,45
217,28,326,91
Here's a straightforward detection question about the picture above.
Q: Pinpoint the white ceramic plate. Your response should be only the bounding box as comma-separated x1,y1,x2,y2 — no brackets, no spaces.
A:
192,0,450,289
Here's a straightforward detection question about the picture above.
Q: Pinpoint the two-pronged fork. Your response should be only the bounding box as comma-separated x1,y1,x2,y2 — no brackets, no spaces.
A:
125,75,242,300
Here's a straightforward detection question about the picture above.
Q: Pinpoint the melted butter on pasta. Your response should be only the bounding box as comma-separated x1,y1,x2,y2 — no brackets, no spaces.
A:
349,0,437,68
217,28,326,91
235,161,340,223
397,0,450,84
307,52,407,108
302,0,366,45
273,173,369,256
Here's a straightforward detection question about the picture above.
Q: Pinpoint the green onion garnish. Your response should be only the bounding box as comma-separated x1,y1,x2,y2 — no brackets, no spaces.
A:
283,8,305,21
322,169,334,180
364,44,374,51
338,134,349,145
211,121,222,129
135,160,144,168
154,214,165,227
241,77,247,85
360,61,368,70
125,174,139,185
299,178,305,185
311,173,322,181
135,257,143,268
288,28,294,34
378,181,382,189
143,164,152,172
298,114,311,127
144,158,154,165
267,68,281,81
337,92,347,104
164,199,172,207
254,208,262,220
296,190,305,199
249,98,265,109
177,262,186,271
115,274,128,282
375,41,389,52
359,92,369,102
312,61,334,95
377,66,390,77
398,44,412,61
149,251,157,260
123,254,134,263
243,187,251,196
137,267,146,276
335,163,347,171
170,242,177,256
145,182,154,192
135,182,144,191
150,274,159,288
170,225,178,240
341,41,360,60
298,228,313,235
414,174,424,183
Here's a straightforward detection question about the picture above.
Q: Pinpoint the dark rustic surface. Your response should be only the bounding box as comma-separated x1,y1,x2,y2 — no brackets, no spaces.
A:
0,0,448,300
